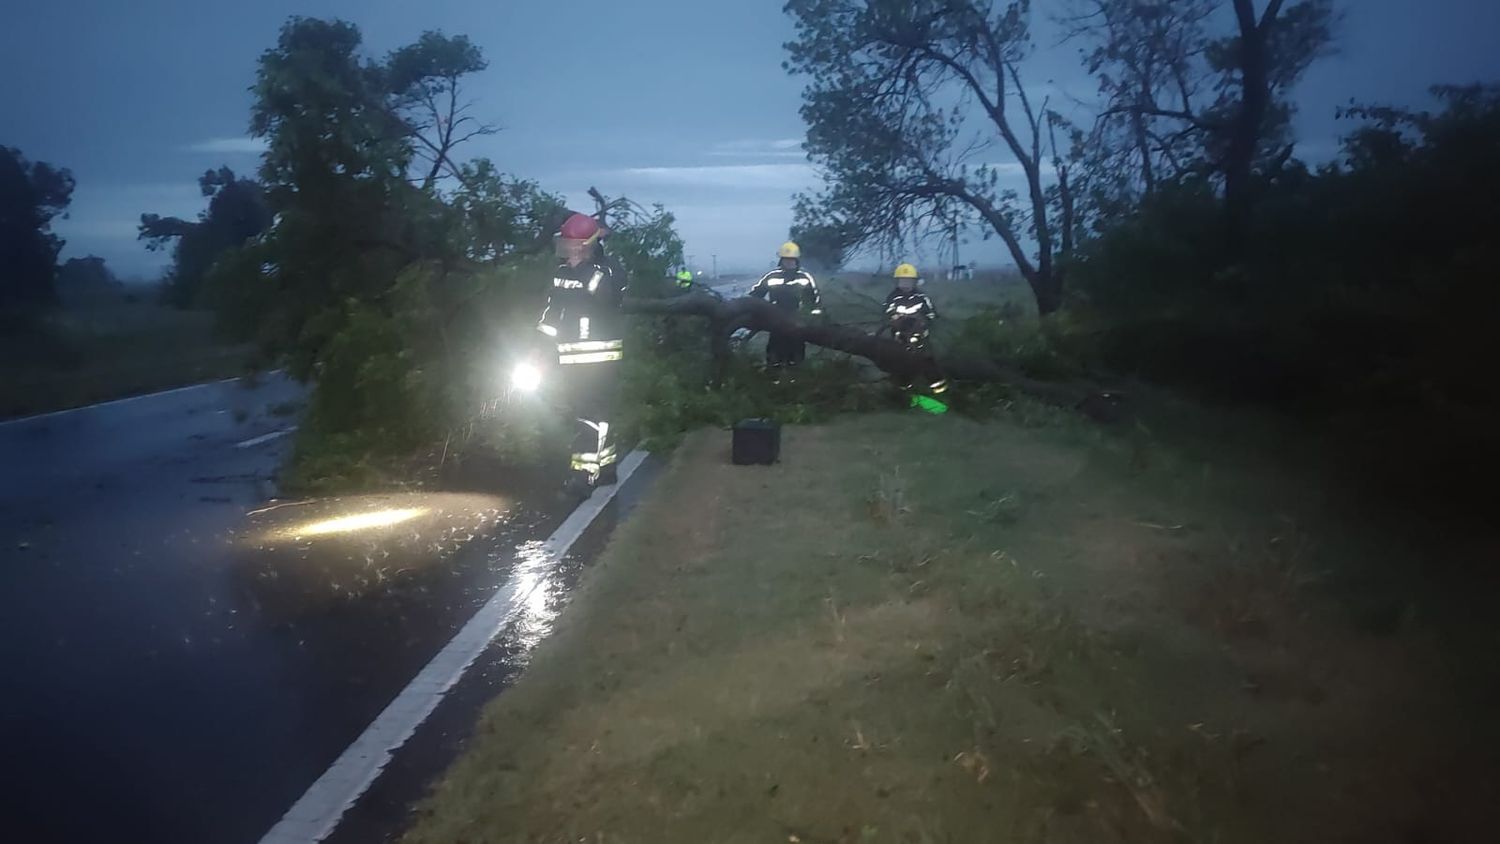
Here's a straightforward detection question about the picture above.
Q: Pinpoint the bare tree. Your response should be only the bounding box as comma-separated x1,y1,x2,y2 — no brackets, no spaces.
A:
1218,0,1334,249
785,0,1078,314
1065,0,1217,204
1064,0,1335,245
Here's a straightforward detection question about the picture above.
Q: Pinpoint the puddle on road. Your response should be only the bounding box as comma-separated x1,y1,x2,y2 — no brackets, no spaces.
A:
228,492,522,621
507,540,567,651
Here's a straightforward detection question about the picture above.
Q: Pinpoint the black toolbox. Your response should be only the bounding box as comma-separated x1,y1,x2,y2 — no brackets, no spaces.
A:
732,418,781,465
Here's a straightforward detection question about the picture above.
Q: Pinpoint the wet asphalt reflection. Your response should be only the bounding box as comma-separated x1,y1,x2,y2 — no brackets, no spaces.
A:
0,376,573,844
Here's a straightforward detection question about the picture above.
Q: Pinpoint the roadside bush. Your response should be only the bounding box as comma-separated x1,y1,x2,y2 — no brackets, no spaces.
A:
1068,84,1500,416
1066,181,1225,318
1060,85,1500,517
619,333,891,451
947,305,1095,383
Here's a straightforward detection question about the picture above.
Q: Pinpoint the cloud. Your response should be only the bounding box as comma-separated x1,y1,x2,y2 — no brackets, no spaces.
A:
982,162,1028,176
182,136,268,154
112,182,206,200
60,220,140,239
51,180,205,276
619,163,818,190
707,137,806,158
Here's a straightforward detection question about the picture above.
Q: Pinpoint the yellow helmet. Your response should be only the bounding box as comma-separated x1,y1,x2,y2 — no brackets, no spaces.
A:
893,263,919,279
777,241,802,259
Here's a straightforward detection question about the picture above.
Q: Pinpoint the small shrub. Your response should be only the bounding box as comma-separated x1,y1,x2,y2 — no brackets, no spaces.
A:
619,336,889,452
948,308,1092,382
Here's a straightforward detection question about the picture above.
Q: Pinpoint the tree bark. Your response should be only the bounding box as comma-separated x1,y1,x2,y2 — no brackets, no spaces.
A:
1024,270,1063,316
626,293,943,385
623,294,1109,410
1224,0,1283,255
1132,107,1157,195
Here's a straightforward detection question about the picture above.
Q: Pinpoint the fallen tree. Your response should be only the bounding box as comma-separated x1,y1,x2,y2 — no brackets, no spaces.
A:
623,292,1123,419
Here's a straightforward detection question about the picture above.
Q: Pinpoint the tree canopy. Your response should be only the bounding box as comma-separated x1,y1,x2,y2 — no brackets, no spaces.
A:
55,256,123,307
783,1,1337,311
386,31,497,190
1064,0,1336,244
784,0,1080,313
0,146,74,310
139,167,271,307
199,17,680,478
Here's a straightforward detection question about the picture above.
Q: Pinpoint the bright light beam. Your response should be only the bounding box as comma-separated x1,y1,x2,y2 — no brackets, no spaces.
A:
290,508,429,537
511,362,542,392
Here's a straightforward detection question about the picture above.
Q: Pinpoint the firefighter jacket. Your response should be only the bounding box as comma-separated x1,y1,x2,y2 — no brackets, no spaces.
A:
884,288,937,322
749,267,822,314
538,258,627,364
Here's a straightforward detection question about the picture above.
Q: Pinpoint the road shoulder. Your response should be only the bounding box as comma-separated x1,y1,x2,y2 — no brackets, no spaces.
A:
402,412,1495,843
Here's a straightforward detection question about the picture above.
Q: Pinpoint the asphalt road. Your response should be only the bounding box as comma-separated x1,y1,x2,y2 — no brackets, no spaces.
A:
0,376,591,843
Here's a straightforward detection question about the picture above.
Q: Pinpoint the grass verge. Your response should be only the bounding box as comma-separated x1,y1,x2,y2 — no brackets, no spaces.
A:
0,303,251,419
404,409,1495,843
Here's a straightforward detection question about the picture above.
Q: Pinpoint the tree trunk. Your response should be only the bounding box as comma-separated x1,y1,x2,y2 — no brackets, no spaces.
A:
1223,71,1265,255
708,315,731,387
622,293,1124,419
621,293,1110,411
421,155,446,192
1225,0,1279,256
1022,267,1063,316
1132,108,1157,195
626,294,943,387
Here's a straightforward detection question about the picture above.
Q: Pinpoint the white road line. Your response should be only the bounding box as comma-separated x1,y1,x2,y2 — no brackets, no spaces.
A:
0,378,238,427
235,428,297,449
259,450,649,844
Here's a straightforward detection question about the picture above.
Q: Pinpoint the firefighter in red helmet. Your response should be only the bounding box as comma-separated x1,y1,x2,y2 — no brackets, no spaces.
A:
537,211,628,491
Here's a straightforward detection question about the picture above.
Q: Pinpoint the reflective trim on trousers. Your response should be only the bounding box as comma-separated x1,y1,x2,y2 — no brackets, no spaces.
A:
559,350,623,364
570,455,617,471
575,446,618,464
558,352,621,364
556,339,623,353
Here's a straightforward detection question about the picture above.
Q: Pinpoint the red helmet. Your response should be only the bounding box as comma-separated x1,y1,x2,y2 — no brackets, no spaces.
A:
556,212,604,266
559,212,602,243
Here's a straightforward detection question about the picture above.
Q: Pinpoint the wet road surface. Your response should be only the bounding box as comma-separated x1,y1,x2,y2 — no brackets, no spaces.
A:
0,376,614,843
323,454,663,844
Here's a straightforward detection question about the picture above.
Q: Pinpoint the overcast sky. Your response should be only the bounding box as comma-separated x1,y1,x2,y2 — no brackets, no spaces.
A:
4,0,1499,279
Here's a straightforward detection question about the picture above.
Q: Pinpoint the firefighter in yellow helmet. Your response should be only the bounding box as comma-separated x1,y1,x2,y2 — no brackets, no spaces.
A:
748,241,823,370
885,263,937,342
884,263,948,395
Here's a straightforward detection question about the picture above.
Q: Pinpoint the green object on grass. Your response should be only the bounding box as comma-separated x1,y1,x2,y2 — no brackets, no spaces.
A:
910,394,949,415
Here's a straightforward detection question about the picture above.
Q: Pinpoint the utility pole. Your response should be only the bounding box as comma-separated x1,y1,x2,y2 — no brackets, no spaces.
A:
687,254,695,274
950,220,960,281
711,254,718,279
